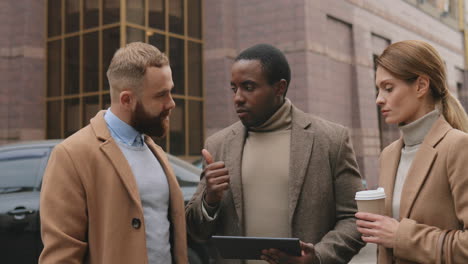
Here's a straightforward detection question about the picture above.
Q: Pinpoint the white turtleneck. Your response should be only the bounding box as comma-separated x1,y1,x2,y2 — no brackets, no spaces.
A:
392,109,440,219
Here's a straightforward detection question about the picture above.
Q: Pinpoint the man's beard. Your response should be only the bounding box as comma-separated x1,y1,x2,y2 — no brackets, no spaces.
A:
132,101,170,138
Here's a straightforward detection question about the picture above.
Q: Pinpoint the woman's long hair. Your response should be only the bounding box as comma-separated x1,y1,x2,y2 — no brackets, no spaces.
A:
376,40,468,132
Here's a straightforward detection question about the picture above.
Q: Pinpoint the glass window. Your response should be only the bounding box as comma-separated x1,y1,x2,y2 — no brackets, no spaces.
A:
45,0,203,157
169,0,184,34
83,96,99,125
83,32,99,92
0,149,48,191
170,37,185,95
65,0,80,33
188,0,201,38
149,32,165,53
149,0,165,30
170,99,185,155
102,27,120,91
428,0,449,12
65,98,80,137
48,0,61,37
102,93,111,109
47,100,61,139
188,100,203,155
167,154,200,183
84,0,99,29
103,0,120,25
47,40,61,97
65,36,80,95
188,41,202,97
426,0,457,17
448,0,457,17
127,0,145,25
127,27,145,43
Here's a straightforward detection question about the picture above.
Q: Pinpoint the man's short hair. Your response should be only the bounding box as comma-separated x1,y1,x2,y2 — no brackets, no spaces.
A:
106,42,168,99
235,44,291,92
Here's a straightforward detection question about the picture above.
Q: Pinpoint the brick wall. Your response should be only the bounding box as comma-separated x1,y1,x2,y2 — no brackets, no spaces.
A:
0,0,45,145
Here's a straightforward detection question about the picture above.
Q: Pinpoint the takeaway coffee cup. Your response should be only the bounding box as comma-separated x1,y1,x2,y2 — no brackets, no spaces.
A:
355,187,386,215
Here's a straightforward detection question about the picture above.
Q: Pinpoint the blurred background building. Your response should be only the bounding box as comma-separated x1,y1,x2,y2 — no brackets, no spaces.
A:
1,0,468,186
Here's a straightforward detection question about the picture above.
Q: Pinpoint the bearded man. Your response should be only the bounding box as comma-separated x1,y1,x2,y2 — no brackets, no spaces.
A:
39,42,187,264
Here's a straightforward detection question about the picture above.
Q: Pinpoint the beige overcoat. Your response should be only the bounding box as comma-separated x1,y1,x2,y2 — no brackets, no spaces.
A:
378,117,468,264
186,106,365,264
39,110,187,264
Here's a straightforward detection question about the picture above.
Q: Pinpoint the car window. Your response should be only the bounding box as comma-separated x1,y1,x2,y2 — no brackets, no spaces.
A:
0,148,49,193
171,163,200,187
167,155,201,185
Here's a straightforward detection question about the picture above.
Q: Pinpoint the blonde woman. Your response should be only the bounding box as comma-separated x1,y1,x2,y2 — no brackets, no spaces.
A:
356,40,468,264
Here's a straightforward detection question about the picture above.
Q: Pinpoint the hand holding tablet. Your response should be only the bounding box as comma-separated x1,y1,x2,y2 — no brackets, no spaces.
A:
261,241,318,264
211,236,302,260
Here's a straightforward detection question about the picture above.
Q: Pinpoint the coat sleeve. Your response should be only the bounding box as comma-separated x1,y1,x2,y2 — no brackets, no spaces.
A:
394,132,468,264
313,128,366,263
39,144,88,264
185,139,220,241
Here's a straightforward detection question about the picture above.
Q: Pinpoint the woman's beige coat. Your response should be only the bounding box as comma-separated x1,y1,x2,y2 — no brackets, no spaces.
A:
39,111,187,264
378,117,468,264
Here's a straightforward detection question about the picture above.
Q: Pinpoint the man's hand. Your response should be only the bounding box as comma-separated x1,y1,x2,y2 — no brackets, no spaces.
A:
202,149,230,205
261,241,318,264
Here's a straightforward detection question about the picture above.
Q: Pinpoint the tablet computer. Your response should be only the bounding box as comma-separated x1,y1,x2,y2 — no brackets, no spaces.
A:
211,235,301,260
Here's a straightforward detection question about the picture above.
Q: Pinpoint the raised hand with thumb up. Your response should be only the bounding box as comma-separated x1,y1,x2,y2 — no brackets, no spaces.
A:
201,149,230,206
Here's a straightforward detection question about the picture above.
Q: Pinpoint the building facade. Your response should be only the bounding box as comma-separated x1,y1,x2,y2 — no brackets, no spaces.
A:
203,0,468,186
0,0,205,160
0,0,46,145
45,0,203,160
1,0,468,184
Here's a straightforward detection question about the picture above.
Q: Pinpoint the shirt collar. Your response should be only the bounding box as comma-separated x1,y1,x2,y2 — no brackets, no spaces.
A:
104,108,145,147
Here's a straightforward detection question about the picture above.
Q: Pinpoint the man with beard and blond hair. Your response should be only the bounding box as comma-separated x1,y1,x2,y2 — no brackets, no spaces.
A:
39,42,187,264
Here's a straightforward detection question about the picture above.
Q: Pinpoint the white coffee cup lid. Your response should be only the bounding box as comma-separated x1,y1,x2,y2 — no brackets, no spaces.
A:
355,187,386,200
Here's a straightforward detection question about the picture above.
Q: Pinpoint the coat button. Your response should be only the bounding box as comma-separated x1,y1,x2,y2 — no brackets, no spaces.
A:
132,218,141,229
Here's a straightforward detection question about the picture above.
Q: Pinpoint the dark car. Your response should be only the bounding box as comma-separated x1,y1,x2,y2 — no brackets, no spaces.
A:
0,140,206,264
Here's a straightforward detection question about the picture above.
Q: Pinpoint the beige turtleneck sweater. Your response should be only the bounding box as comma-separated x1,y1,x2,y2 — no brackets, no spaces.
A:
241,99,292,264
392,109,440,220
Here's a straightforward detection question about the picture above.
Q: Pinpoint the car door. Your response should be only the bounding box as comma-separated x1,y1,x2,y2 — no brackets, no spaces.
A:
0,147,50,264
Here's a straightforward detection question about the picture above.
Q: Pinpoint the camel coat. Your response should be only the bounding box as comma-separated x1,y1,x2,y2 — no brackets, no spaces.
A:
186,106,365,264
39,111,187,264
378,117,468,264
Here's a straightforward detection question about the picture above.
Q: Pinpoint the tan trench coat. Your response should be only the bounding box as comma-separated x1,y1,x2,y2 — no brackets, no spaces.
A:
378,117,468,264
39,110,187,264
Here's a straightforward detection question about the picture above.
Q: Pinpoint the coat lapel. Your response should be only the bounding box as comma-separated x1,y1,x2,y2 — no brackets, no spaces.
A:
90,111,143,212
379,138,403,217
289,108,314,224
145,137,184,210
399,117,451,219
145,137,187,261
225,123,247,228
100,139,143,210
399,144,437,219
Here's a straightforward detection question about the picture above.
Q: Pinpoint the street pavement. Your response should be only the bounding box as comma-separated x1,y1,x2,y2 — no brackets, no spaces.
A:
349,243,377,264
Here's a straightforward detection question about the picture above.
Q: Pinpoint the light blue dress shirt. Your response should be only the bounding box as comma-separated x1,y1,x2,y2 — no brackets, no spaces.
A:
104,108,145,147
